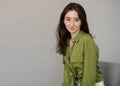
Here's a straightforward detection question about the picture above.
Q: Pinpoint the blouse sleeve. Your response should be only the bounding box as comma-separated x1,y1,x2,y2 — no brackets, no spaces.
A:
81,36,99,86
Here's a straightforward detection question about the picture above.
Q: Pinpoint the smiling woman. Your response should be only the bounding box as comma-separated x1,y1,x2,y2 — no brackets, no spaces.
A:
64,10,81,39
56,2,105,86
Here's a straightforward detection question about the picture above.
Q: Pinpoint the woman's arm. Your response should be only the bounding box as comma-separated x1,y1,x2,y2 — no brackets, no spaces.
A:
81,36,99,86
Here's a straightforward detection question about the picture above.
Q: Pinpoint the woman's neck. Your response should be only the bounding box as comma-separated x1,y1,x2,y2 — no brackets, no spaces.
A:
71,30,80,40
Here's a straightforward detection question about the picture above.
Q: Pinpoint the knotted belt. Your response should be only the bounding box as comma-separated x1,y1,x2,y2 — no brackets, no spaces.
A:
64,58,77,86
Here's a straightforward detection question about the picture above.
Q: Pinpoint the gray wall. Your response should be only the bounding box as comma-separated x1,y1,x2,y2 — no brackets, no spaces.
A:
0,0,120,86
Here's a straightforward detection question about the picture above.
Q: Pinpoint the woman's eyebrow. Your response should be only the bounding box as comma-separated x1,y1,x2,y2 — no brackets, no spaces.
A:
65,16,79,18
65,17,71,18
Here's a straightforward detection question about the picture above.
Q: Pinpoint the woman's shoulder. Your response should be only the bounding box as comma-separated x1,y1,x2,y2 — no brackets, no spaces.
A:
81,32,93,41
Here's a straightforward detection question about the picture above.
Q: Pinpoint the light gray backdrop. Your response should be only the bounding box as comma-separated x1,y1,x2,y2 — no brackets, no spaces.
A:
0,0,120,86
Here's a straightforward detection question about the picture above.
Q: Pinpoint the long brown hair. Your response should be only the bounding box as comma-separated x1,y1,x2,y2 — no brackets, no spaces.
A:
56,2,91,55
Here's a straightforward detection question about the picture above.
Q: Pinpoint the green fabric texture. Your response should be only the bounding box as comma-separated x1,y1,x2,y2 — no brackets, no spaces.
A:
62,31,103,86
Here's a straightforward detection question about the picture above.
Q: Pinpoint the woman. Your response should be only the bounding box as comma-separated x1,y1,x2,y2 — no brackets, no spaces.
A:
56,2,105,86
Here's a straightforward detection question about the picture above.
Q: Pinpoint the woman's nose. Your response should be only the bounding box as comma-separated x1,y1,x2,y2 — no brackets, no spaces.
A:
70,21,74,27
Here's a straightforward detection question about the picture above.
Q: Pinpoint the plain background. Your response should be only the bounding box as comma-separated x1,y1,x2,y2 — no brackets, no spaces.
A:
0,0,120,86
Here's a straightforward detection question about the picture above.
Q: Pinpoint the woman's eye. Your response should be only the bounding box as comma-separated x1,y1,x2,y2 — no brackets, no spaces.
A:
75,18,80,22
66,18,70,21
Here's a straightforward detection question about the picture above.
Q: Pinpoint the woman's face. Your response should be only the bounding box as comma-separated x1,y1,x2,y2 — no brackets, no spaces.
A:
64,10,81,35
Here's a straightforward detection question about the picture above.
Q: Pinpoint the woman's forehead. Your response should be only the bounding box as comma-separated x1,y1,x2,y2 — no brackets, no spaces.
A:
65,10,79,18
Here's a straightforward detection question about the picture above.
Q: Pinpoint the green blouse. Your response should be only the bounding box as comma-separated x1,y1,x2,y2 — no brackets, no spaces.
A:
62,31,103,86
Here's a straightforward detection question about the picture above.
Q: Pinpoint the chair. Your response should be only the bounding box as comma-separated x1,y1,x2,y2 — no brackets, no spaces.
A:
99,61,120,86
